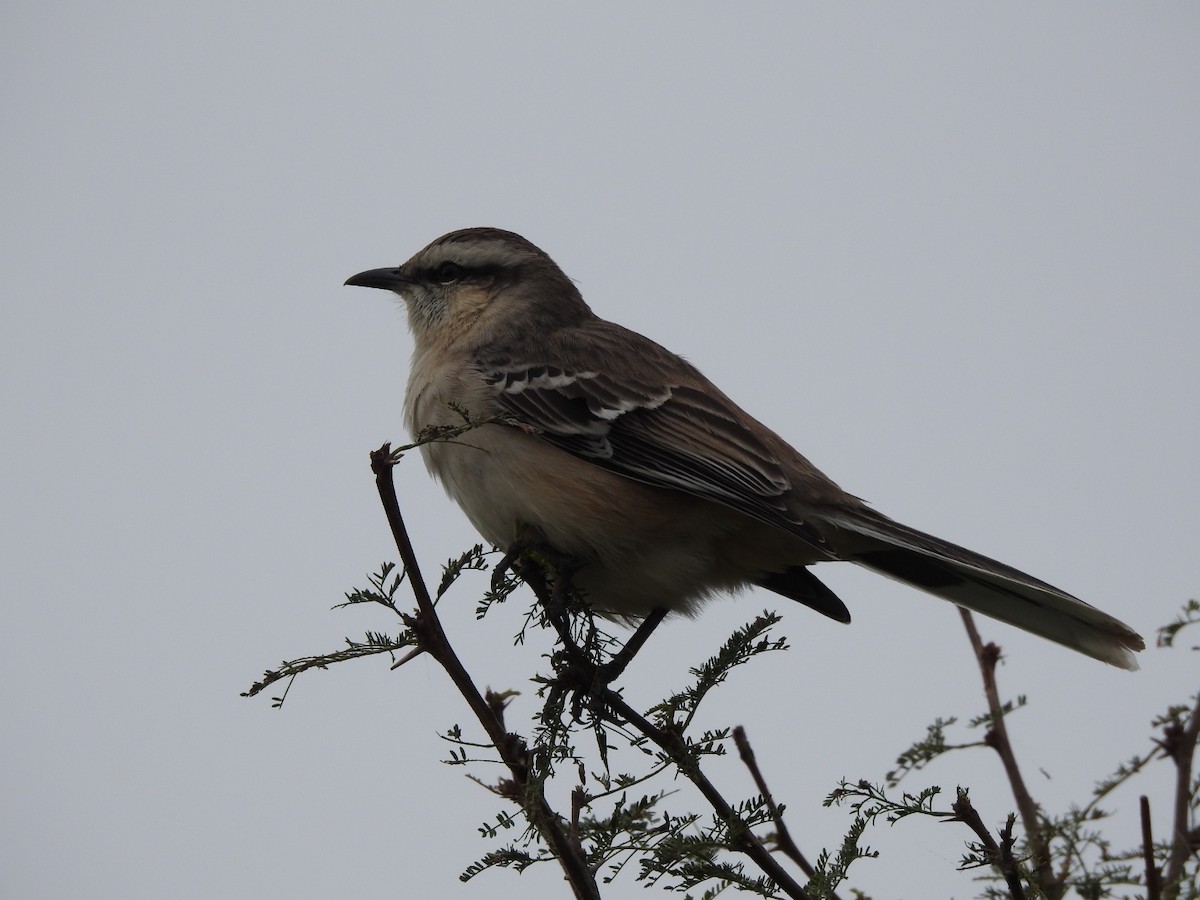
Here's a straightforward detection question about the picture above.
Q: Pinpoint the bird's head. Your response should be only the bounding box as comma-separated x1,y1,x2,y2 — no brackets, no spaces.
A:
345,227,589,346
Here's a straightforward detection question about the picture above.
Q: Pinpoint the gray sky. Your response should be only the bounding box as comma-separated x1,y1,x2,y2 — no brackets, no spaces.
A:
3,4,1197,898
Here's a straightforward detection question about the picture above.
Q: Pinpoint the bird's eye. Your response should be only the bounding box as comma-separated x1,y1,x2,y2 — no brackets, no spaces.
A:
434,261,466,284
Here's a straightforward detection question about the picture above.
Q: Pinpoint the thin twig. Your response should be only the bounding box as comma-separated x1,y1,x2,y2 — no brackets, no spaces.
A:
601,691,813,900
733,726,828,889
1142,795,1162,900
242,639,413,699
370,444,601,900
959,609,1058,896
951,790,1028,900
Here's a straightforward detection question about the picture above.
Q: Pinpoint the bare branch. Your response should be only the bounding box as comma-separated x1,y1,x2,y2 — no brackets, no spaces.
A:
369,443,601,900
1142,795,1162,900
960,609,1059,896
599,691,812,899
733,725,829,891
1163,692,1200,899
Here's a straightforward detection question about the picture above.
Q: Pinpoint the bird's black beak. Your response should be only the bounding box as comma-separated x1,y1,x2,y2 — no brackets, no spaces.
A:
344,268,415,291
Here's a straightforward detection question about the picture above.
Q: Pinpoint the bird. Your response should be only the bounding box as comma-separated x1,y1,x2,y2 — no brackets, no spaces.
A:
346,227,1144,670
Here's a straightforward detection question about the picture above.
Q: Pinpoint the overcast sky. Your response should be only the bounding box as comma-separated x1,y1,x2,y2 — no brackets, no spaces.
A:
3,4,1198,898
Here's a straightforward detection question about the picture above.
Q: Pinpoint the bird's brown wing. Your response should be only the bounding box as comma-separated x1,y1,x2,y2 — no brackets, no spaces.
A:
475,321,840,554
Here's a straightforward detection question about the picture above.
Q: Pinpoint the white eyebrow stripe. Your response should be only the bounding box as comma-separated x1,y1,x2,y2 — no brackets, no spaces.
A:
421,241,536,270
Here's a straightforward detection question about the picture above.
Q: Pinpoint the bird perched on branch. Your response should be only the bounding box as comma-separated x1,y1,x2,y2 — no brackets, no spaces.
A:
346,227,1143,669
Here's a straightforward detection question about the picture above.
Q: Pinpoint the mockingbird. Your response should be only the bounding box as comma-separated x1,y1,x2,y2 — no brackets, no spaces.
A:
346,227,1143,669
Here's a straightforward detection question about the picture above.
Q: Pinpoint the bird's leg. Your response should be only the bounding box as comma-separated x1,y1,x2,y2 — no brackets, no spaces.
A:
597,607,668,683
492,539,581,646
490,540,531,593
561,607,670,728
494,539,588,658
495,541,667,721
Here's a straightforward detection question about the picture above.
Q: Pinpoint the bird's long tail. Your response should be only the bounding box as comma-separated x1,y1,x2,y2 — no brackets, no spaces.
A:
826,509,1144,670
